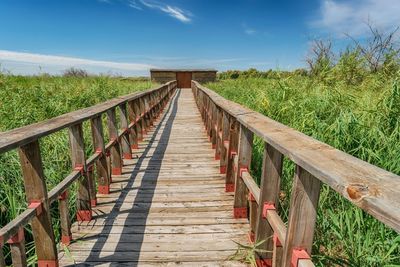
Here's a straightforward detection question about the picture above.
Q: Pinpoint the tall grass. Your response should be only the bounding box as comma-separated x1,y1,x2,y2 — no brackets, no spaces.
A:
206,75,400,266
0,74,156,265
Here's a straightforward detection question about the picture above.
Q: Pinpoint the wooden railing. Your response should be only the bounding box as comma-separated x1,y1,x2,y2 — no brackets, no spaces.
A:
0,81,177,267
192,80,400,267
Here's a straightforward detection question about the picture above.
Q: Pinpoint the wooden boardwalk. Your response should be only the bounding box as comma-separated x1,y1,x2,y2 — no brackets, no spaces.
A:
58,89,249,266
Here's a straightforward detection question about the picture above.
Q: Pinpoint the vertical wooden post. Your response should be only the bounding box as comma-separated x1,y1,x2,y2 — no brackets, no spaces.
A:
219,111,230,174
255,143,283,265
140,97,147,134
214,107,222,157
69,123,91,222
225,118,239,192
127,101,138,149
134,99,143,142
58,190,72,245
86,165,97,207
18,140,58,265
107,108,123,176
91,115,111,195
119,103,132,159
210,102,217,149
7,228,27,267
233,124,253,218
282,165,321,267
248,194,258,243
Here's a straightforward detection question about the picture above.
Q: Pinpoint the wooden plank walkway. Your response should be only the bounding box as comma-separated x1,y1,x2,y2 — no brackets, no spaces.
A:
58,89,249,266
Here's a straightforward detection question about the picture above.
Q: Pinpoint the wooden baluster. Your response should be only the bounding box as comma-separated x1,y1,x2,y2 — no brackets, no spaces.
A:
215,107,222,160
207,99,212,139
248,193,258,244
282,165,321,267
127,101,138,149
18,140,58,265
134,99,143,142
219,111,230,174
139,98,147,137
225,118,239,192
210,102,217,149
59,190,72,246
91,115,111,195
7,228,26,267
119,103,132,159
107,108,123,176
233,124,253,218
69,123,92,222
86,165,96,207
255,143,283,266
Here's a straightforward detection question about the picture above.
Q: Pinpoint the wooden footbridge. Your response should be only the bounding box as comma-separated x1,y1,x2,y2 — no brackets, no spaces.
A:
0,80,399,267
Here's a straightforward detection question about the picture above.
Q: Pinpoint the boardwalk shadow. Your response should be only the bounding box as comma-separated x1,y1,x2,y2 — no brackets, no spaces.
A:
69,89,181,266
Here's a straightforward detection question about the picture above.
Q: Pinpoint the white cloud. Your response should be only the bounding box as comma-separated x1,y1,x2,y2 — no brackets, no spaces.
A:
137,0,192,23
242,23,257,35
0,50,156,75
128,0,142,10
313,0,400,37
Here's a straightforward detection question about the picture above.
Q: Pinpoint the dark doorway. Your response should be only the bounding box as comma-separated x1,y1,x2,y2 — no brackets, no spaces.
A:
176,72,192,88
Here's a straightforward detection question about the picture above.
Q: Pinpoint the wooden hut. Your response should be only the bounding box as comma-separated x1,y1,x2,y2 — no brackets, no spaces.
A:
150,69,217,88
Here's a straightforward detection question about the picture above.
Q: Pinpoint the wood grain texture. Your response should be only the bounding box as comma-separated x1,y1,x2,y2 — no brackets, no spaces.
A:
58,89,248,266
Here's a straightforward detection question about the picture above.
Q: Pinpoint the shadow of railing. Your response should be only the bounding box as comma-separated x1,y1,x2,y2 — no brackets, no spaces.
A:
69,89,181,266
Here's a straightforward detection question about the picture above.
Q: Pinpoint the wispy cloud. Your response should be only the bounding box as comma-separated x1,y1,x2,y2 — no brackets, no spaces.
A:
0,50,156,73
312,0,400,37
116,0,192,23
242,23,257,35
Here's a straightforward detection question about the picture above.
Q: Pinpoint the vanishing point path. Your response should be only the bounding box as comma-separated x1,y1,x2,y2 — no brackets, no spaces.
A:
58,89,249,266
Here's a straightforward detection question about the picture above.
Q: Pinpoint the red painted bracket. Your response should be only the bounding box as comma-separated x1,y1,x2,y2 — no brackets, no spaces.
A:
220,166,227,174
74,164,85,175
248,192,256,202
291,249,311,267
7,227,24,244
95,148,103,155
233,207,247,218
61,235,73,246
131,143,139,149
38,260,59,267
262,202,276,219
112,167,122,175
58,191,68,201
214,153,220,160
225,183,235,192
91,199,97,207
239,167,248,178
123,152,133,159
212,143,216,149
230,151,237,159
28,200,43,216
256,258,272,267
76,210,92,222
98,185,110,195
105,150,111,157
273,233,282,247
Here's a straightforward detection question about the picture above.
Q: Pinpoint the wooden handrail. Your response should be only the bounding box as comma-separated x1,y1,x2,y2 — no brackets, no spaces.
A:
192,80,400,267
0,80,177,266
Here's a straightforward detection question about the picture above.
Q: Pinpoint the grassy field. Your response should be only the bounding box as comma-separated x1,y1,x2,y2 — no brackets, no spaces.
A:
0,74,156,265
206,74,400,266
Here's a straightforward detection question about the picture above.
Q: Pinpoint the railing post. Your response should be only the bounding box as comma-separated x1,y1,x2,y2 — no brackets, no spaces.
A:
86,165,97,207
91,115,111,195
255,143,283,265
107,108,123,176
219,111,230,174
0,247,5,267
18,140,58,266
127,100,138,149
215,107,222,160
210,102,217,149
225,118,239,192
69,123,91,222
119,103,132,159
7,228,27,267
59,189,72,245
233,124,253,218
282,165,321,267
134,99,143,142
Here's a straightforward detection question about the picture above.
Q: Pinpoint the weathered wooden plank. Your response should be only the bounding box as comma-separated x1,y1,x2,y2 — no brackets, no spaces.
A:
18,141,58,264
282,166,321,267
233,124,253,218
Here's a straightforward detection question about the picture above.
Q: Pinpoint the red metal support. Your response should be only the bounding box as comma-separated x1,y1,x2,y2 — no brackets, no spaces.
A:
262,202,276,219
233,207,247,218
38,260,59,267
7,228,24,244
28,201,43,216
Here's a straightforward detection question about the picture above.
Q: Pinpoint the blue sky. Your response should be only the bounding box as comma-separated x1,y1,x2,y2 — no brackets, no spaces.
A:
0,0,399,76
